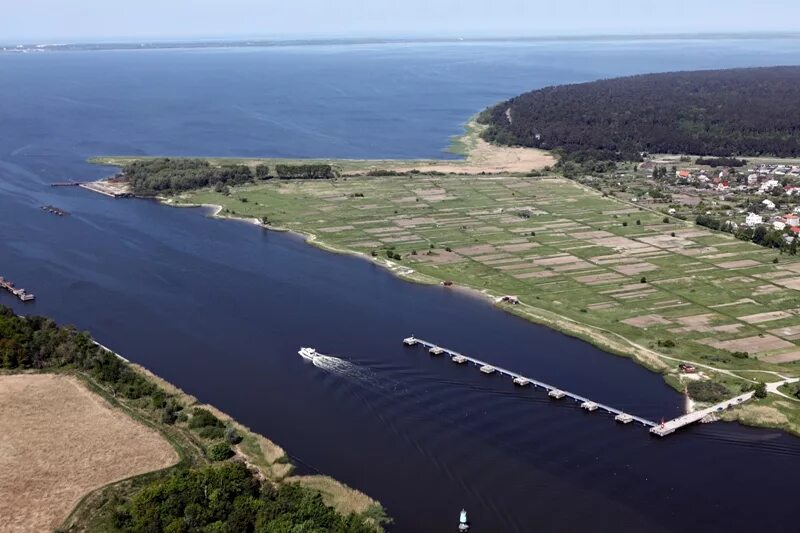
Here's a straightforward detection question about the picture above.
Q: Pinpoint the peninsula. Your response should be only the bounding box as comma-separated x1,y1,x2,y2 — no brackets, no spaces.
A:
90,67,800,438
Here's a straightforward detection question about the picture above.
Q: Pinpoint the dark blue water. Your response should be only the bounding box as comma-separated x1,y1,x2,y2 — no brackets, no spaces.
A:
2,39,800,532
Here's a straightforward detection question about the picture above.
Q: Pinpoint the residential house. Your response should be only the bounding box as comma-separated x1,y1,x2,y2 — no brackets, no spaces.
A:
746,213,763,227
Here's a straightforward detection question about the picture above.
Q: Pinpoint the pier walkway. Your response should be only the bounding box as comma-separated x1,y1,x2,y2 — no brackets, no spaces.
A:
403,336,656,428
402,336,777,437
649,391,755,436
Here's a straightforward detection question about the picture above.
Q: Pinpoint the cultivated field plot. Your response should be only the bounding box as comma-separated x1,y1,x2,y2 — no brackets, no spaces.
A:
187,175,800,371
0,374,178,533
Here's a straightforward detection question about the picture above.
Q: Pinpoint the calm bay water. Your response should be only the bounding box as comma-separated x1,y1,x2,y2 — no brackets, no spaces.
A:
2,39,800,532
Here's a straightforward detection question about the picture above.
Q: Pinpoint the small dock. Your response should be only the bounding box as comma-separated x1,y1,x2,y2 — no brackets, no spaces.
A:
41,205,69,216
403,336,760,437
79,180,133,198
0,277,35,302
615,413,634,424
581,401,599,412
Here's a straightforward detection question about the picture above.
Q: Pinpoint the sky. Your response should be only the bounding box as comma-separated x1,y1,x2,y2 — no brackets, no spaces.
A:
2,0,799,42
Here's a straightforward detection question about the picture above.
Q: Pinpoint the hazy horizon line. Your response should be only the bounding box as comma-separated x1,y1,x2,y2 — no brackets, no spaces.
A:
4,30,800,49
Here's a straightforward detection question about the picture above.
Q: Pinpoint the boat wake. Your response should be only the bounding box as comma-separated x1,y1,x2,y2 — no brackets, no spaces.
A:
312,354,384,388
302,351,406,396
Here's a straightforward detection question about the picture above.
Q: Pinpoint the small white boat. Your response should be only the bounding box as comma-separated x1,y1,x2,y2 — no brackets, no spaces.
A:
459,508,470,531
298,347,318,361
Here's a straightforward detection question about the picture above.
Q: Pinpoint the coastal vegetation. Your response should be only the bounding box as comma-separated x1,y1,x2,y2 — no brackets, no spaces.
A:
118,462,376,533
0,305,387,531
479,66,800,161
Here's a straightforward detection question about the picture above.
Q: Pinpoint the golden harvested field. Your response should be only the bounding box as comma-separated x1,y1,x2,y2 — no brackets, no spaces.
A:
0,374,178,533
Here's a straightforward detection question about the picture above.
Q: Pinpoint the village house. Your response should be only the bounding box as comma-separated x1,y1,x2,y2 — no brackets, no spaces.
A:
762,199,776,210
759,179,781,194
746,212,763,227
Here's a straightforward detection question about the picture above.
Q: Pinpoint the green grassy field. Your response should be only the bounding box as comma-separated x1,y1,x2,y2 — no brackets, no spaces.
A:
176,174,800,419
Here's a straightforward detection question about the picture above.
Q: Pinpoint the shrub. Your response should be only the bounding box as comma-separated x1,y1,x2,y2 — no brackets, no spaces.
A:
189,408,224,429
687,381,730,403
640,276,647,283
208,442,235,461
622,221,628,227
255,164,270,179
198,426,226,440
225,427,243,445
161,409,178,425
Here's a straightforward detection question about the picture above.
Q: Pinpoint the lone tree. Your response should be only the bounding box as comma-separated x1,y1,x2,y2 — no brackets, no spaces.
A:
754,382,768,399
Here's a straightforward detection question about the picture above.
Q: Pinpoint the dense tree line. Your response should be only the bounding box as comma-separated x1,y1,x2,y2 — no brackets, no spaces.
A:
122,159,255,196
121,159,337,195
695,157,747,168
275,164,335,179
117,461,376,533
479,66,800,160
0,305,156,399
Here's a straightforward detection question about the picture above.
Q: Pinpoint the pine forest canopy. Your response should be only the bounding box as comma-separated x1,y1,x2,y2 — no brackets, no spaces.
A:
479,66,800,161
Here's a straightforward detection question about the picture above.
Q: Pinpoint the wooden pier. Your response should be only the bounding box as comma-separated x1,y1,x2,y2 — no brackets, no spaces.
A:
403,336,764,436
403,336,654,427
0,277,35,302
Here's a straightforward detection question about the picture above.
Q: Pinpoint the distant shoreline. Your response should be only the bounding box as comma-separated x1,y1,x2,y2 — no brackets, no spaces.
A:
4,32,800,53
